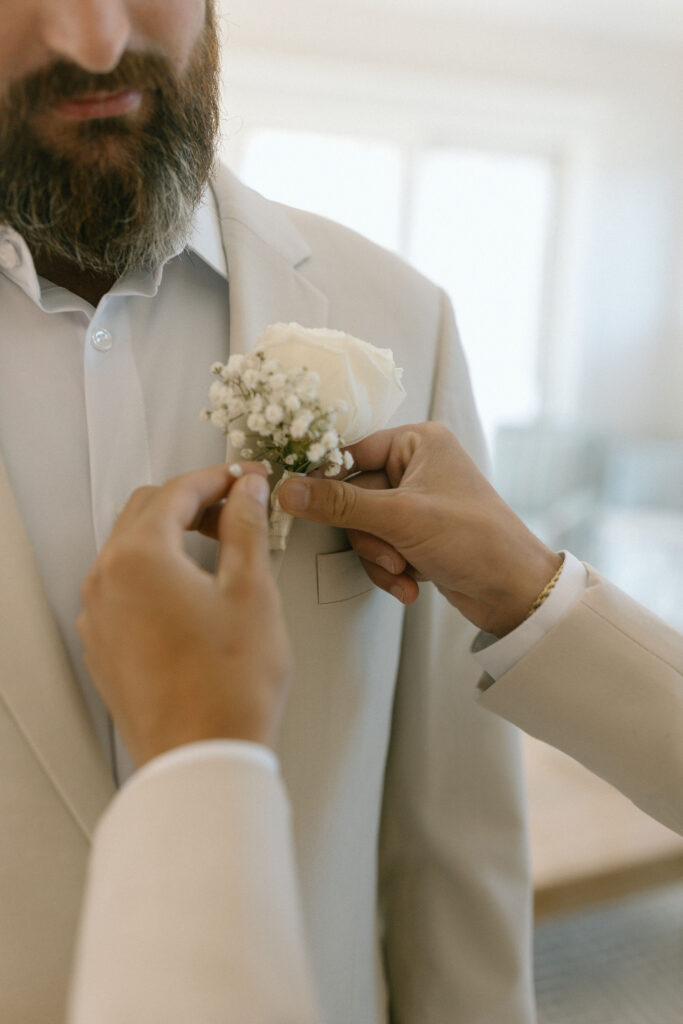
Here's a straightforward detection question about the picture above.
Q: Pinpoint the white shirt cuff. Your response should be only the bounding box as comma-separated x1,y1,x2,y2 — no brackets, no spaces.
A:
472,551,588,682
123,740,280,793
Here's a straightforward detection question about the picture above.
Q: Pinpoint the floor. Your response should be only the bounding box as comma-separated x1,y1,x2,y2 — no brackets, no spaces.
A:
526,734,683,1023
524,736,683,919
534,882,683,1024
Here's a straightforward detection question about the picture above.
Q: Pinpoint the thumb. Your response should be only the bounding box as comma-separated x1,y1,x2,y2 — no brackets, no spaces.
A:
217,472,271,585
279,475,391,537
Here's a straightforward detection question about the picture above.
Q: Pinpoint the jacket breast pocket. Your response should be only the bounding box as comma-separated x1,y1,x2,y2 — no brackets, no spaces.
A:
316,549,375,605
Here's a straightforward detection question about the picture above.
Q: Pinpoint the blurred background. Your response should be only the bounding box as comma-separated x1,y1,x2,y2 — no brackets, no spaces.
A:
216,1,683,1020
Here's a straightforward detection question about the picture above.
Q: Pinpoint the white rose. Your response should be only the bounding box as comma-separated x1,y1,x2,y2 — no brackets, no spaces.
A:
256,323,406,443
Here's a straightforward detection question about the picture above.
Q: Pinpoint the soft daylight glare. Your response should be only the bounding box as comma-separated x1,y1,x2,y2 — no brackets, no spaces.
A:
240,130,404,252
409,149,556,446
238,131,556,448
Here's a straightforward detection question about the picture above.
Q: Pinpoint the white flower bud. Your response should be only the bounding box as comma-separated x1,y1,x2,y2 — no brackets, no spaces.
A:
209,380,228,404
265,404,284,425
343,451,355,470
227,396,247,416
307,441,326,462
285,395,301,413
243,369,261,389
295,374,319,399
321,429,339,450
247,413,267,432
241,448,255,459
228,429,246,448
226,354,245,375
210,410,229,430
325,464,342,476
291,410,314,439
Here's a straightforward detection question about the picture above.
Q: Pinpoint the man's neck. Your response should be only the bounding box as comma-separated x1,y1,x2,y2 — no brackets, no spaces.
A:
33,255,118,308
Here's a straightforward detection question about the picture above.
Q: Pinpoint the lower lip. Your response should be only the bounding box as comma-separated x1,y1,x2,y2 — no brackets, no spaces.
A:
52,90,143,121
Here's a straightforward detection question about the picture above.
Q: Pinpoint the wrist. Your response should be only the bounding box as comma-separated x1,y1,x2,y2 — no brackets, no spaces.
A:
480,548,564,638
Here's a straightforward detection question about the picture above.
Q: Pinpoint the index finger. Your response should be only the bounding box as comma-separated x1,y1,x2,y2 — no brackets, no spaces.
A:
111,464,251,544
343,429,399,474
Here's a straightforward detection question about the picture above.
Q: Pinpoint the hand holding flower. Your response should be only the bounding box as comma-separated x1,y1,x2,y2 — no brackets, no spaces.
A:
203,323,406,549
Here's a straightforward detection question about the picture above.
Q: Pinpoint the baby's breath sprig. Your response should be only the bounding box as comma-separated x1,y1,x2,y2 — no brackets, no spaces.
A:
202,349,355,478
203,348,356,550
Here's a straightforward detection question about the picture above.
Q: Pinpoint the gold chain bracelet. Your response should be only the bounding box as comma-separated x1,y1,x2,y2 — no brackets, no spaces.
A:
525,557,564,620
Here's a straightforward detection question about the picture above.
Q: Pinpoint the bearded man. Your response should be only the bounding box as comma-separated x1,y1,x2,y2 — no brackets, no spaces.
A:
0,4,535,1023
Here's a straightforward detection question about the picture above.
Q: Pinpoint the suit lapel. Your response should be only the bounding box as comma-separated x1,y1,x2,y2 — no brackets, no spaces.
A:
212,166,329,353
212,168,329,575
0,459,114,839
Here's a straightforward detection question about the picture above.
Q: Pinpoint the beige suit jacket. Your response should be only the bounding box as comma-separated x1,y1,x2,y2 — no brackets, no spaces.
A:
68,756,324,1024
480,566,683,835
0,167,534,1024
69,568,683,1022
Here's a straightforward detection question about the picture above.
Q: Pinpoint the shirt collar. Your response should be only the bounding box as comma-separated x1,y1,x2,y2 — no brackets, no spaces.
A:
0,183,228,310
185,185,229,281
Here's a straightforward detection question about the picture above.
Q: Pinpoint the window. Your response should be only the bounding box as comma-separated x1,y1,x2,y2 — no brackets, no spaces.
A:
235,129,557,445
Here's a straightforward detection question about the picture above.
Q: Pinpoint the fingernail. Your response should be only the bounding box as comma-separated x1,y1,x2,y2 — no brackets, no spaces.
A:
280,477,310,512
228,463,243,478
243,474,269,505
377,555,397,574
390,585,405,603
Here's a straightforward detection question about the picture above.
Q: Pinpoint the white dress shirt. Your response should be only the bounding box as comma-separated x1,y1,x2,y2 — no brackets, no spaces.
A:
0,189,248,785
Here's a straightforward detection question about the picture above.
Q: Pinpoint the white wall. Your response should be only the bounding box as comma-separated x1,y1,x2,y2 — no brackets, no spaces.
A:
218,0,683,437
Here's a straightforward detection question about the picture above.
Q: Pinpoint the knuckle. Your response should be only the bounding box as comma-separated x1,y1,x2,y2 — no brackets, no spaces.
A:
97,541,143,581
328,480,356,522
127,484,157,507
426,420,452,446
233,502,267,540
80,567,98,604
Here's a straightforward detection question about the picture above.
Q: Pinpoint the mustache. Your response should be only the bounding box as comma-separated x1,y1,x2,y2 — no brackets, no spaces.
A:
7,52,178,112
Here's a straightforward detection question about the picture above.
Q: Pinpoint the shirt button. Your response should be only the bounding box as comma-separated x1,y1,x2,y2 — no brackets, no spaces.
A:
0,240,22,271
90,328,113,352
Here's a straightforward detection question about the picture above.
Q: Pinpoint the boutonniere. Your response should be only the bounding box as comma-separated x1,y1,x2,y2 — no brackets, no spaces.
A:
203,323,406,549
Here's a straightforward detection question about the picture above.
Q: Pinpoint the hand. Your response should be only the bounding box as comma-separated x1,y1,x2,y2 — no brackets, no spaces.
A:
78,464,290,766
278,423,563,637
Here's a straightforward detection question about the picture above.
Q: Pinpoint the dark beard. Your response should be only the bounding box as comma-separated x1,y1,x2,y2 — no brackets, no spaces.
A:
0,8,220,277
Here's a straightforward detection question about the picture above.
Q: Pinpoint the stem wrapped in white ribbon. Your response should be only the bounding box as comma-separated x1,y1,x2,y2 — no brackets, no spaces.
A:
269,471,297,551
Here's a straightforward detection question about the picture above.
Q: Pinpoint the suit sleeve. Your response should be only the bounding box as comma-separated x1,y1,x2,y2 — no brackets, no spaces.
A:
479,566,683,835
67,756,323,1024
378,291,536,1024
